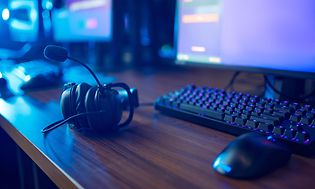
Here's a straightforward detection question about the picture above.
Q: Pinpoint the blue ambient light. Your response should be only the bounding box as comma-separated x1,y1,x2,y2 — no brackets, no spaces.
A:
213,157,232,174
267,135,276,142
2,8,10,21
43,0,53,10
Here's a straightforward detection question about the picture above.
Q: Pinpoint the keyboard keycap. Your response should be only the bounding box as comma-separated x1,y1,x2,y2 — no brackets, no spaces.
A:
272,126,284,135
283,129,296,139
273,111,290,118
180,103,224,120
235,117,246,125
258,123,273,132
306,112,314,119
224,115,236,122
294,132,309,143
290,115,301,122
300,117,311,125
246,120,258,129
250,116,278,126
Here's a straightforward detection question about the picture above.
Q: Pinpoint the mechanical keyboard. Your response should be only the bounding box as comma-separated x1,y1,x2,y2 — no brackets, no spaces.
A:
155,85,315,155
12,60,62,90
12,60,61,81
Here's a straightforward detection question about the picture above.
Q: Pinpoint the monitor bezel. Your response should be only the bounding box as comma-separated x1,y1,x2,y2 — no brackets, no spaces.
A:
174,0,315,79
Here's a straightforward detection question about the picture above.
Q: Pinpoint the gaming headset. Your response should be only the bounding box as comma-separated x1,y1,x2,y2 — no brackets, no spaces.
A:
41,45,134,133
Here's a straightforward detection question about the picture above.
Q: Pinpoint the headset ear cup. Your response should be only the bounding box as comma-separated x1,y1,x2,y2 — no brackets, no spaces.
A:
74,83,92,129
84,87,100,130
102,90,123,131
60,85,77,123
85,87,122,132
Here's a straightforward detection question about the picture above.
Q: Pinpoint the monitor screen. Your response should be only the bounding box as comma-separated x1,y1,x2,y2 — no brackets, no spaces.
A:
0,0,39,49
52,0,112,42
176,0,315,77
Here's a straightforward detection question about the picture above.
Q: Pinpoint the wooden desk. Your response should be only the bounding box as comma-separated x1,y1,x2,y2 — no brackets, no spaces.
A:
0,68,314,189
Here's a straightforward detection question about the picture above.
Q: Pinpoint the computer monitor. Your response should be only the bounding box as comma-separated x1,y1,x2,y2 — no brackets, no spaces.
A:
0,0,39,49
175,0,315,79
52,0,112,42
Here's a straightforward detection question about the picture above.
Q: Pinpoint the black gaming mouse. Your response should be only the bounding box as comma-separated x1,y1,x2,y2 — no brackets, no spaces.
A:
213,133,291,179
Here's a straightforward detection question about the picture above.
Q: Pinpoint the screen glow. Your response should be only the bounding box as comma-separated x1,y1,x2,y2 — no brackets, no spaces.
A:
52,0,112,42
8,0,38,42
176,0,315,76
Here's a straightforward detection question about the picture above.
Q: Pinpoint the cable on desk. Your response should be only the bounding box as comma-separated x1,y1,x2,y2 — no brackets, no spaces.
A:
41,111,106,133
42,102,154,134
224,71,241,91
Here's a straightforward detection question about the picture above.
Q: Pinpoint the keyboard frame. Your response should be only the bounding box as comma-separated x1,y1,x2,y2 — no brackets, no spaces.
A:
155,93,315,156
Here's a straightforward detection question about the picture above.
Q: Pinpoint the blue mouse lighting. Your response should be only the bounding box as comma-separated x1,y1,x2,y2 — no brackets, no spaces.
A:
212,133,292,179
267,135,276,142
212,156,232,174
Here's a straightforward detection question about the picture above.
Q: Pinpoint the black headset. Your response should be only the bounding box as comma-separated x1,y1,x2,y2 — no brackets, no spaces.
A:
41,45,134,133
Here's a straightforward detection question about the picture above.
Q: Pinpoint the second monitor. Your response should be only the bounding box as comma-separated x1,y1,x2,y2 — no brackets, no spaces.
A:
52,0,112,42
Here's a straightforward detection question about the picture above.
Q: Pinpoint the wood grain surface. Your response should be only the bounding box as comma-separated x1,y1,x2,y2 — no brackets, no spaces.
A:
0,67,314,189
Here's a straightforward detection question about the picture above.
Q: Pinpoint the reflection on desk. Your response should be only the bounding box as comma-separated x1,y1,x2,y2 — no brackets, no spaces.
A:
0,68,315,189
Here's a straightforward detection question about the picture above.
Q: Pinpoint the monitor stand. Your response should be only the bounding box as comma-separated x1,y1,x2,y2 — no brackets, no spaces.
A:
264,75,315,104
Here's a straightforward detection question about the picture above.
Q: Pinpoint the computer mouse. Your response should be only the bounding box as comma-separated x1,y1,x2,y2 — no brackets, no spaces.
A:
213,132,291,179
